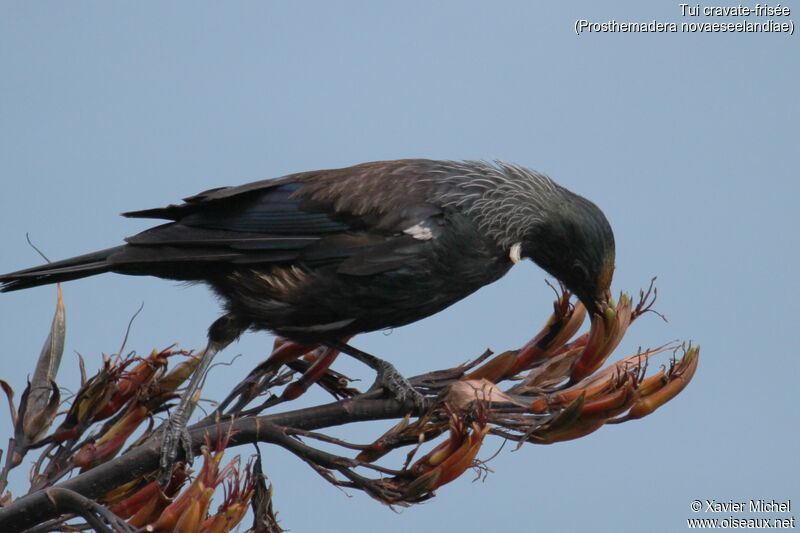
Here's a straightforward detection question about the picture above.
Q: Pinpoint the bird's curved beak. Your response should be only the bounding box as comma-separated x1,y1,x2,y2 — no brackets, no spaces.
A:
587,260,615,321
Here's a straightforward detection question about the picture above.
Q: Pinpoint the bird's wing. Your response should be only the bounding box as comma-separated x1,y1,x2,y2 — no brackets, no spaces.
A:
119,160,447,274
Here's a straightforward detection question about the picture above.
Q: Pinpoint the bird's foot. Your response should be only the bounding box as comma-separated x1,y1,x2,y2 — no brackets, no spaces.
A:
157,417,193,485
321,339,427,411
368,359,427,411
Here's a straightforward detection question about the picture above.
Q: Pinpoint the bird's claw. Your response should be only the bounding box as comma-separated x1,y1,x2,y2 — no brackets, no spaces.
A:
157,418,193,485
369,359,428,411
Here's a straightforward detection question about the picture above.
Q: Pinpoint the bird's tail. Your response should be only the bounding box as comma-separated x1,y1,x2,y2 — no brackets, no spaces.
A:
0,246,125,292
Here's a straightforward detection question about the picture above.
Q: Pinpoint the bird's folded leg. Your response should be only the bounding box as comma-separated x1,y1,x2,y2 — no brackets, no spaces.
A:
323,340,427,411
156,313,247,484
156,340,222,484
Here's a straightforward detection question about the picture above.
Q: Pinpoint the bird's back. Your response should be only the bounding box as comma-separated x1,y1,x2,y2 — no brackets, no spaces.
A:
154,159,516,340
1,160,520,341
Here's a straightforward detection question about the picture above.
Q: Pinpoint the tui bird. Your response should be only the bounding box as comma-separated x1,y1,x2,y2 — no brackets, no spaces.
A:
0,159,615,472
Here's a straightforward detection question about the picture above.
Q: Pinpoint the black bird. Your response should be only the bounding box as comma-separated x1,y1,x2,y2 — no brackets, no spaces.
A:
0,159,615,469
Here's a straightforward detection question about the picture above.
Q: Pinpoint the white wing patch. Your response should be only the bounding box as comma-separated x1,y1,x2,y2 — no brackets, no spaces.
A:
403,222,434,240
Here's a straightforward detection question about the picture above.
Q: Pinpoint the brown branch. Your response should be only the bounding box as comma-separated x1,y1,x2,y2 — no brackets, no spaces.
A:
40,487,136,533
0,397,415,531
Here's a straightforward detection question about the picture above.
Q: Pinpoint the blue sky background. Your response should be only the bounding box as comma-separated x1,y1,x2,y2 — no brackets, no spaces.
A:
1,2,797,531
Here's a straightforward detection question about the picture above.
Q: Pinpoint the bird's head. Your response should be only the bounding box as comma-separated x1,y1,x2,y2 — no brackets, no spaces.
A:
513,192,615,319
428,161,615,318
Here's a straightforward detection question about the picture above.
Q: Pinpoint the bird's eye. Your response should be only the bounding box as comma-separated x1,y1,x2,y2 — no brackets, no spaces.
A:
572,261,589,283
